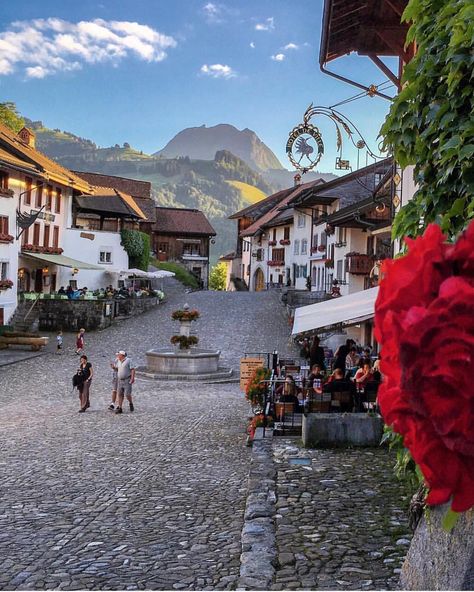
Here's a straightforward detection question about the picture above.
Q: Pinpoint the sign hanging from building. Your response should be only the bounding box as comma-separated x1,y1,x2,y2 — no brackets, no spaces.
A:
239,357,264,391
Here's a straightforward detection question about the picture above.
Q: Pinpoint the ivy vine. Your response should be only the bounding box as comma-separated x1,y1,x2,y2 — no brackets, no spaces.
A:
120,229,150,271
381,0,474,240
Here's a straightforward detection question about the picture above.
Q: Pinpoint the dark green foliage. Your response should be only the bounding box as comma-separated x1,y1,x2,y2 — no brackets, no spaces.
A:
150,259,199,289
120,229,150,271
381,0,474,240
0,102,25,133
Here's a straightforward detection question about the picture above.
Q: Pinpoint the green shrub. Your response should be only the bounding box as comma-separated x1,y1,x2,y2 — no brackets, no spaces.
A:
150,259,199,289
209,262,227,291
121,229,150,271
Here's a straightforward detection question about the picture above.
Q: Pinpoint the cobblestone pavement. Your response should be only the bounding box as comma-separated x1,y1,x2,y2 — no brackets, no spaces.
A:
0,281,293,591
271,439,412,591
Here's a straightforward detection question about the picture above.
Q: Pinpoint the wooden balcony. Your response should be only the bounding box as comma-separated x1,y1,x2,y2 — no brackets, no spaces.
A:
346,253,374,275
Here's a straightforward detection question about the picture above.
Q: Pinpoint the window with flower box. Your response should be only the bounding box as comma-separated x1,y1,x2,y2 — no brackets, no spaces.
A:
272,248,285,263
43,224,50,247
284,227,290,240
53,226,59,248
33,223,40,246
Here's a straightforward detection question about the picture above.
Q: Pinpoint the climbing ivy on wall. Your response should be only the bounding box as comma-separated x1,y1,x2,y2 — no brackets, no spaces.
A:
380,0,474,241
120,229,150,271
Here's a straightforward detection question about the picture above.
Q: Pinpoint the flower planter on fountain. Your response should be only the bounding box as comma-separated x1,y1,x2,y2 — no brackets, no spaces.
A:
139,304,233,381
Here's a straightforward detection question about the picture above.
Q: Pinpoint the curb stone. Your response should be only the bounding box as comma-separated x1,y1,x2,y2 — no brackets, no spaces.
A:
238,429,277,590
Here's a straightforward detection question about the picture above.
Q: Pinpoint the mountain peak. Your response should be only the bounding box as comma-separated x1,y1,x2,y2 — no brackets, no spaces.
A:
155,123,284,171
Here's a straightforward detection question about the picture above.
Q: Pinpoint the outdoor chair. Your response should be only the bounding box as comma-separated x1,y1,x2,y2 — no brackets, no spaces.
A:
363,381,380,412
330,390,354,413
275,402,294,422
310,392,331,413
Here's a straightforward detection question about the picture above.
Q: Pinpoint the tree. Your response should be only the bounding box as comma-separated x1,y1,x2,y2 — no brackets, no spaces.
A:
381,0,474,241
0,102,25,133
209,262,228,291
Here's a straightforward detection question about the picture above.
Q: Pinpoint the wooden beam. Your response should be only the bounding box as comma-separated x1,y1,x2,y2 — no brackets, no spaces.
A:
369,54,401,89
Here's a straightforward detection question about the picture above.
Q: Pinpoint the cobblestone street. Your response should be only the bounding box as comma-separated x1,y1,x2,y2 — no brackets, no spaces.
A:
0,280,411,590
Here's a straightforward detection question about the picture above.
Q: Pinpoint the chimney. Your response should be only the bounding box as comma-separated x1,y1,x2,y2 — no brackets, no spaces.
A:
18,127,36,148
294,173,301,187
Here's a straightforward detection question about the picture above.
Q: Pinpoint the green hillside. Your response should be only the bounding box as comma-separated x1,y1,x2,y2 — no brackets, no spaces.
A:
226,180,267,204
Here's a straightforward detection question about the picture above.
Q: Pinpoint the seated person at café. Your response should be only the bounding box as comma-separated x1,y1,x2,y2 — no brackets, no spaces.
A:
57,286,66,295
354,361,373,390
345,346,360,373
276,375,301,407
323,368,356,412
306,364,325,388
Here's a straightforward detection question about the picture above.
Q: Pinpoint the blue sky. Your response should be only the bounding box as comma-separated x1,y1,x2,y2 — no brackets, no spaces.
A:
0,0,395,172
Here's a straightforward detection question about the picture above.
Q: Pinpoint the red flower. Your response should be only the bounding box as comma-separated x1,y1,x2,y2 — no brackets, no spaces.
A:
375,222,474,512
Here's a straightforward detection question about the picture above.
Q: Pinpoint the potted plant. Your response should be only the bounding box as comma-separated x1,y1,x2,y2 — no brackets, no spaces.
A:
0,279,13,291
318,245,327,252
280,239,291,246
245,366,271,409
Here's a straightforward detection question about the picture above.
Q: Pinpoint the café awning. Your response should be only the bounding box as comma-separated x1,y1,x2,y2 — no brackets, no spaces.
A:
292,287,379,335
22,252,105,270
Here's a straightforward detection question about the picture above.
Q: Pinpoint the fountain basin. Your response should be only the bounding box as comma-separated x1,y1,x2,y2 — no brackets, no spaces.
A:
137,346,233,381
145,347,220,375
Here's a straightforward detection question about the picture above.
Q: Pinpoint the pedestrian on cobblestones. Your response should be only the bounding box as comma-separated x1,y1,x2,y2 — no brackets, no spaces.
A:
77,355,93,413
114,351,136,414
75,328,85,355
108,353,119,411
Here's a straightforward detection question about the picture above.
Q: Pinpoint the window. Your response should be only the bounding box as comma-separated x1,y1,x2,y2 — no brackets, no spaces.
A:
0,172,9,191
272,248,285,262
35,185,43,208
256,248,263,262
320,232,327,247
46,185,53,211
272,228,277,241
53,226,59,248
158,242,169,253
33,223,40,246
183,243,200,256
0,216,8,235
55,188,61,213
336,259,343,280
22,226,29,245
367,236,375,256
313,234,318,249
25,177,32,205
297,214,305,228
301,239,308,255
293,239,300,255
99,250,112,263
43,224,50,247
295,265,300,279
0,261,8,280
337,227,347,244
300,264,307,278
284,227,290,240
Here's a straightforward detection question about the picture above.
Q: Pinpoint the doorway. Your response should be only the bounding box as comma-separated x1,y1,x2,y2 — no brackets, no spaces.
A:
254,267,265,291
34,269,43,292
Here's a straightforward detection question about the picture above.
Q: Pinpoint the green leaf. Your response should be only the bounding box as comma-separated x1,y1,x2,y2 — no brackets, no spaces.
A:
442,508,460,532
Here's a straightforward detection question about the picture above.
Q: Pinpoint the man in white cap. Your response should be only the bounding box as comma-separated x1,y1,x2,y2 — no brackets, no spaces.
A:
114,350,136,414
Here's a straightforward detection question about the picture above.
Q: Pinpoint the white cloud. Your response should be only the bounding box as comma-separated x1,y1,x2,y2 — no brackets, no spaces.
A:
283,43,298,50
200,63,236,79
255,17,274,31
203,2,222,23
250,41,255,49
0,18,177,79
271,53,285,61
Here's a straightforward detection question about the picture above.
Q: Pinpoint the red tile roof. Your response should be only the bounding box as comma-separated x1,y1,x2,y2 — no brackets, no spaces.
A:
153,207,216,236
73,171,152,199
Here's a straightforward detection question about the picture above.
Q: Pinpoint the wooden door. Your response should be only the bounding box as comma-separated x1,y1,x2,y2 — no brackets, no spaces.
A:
254,268,265,292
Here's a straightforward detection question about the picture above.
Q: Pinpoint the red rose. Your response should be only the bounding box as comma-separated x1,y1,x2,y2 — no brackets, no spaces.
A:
376,222,474,512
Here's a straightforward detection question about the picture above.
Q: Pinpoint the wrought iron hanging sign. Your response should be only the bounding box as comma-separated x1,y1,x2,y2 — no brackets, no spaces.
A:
287,103,385,174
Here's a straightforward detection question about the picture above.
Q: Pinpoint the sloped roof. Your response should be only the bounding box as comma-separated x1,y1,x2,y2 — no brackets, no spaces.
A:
77,186,146,219
153,207,216,236
240,179,323,237
132,197,157,223
229,187,295,220
0,146,39,173
0,122,92,192
73,170,152,199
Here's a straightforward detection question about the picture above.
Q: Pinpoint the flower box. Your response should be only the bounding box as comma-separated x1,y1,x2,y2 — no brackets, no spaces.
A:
318,245,327,252
267,260,284,267
0,279,14,290
280,239,291,246
0,233,14,243
324,259,334,268
0,188,14,198
268,240,277,246
21,244,63,255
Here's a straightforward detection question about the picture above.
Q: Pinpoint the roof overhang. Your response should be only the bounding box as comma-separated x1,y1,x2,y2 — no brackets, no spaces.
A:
292,287,379,334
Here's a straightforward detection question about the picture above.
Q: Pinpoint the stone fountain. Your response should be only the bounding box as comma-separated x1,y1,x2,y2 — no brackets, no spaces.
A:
137,304,233,381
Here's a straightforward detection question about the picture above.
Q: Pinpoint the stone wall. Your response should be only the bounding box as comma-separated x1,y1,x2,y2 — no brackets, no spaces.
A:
38,297,158,331
302,413,384,448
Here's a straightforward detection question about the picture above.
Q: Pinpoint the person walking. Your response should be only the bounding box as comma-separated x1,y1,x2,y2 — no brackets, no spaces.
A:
56,330,63,355
108,353,119,411
114,351,136,414
77,355,93,412
75,328,85,355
